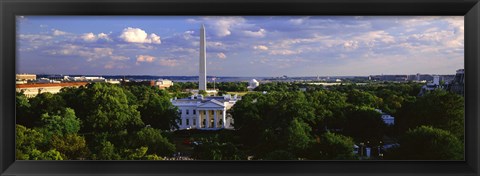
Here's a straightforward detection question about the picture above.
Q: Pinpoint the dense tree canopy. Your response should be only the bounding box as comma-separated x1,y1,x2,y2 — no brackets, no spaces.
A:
15,81,463,160
395,89,464,140
123,85,179,130
16,83,180,160
387,126,463,160
230,91,316,158
130,127,176,156
308,132,356,160
343,106,386,143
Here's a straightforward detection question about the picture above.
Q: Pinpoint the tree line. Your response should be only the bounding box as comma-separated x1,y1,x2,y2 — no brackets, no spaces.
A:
199,83,464,160
16,83,179,160
16,81,464,160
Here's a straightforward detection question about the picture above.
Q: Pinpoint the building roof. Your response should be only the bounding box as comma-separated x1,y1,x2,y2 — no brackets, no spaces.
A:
16,82,89,88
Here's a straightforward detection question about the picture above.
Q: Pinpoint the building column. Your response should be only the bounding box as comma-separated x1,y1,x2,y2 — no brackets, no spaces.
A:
196,110,201,129
205,110,210,128
213,110,218,128
180,115,187,129
222,109,226,128
181,110,186,129
190,116,194,128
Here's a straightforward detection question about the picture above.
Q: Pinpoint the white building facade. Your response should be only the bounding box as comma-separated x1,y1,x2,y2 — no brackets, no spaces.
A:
172,95,238,130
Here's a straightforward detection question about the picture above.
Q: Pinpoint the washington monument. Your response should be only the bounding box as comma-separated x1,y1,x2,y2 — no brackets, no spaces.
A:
199,24,207,91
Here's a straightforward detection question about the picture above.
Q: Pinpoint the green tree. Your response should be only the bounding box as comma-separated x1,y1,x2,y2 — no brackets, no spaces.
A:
83,83,143,133
230,92,315,158
388,126,463,160
30,149,64,160
346,89,381,108
51,134,90,160
16,92,32,127
16,125,45,160
343,106,386,143
124,147,149,160
92,140,121,160
198,90,207,96
125,86,179,130
39,108,81,138
131,127,176,157
306,90,348,131
26,92,67,127
309,132,356,160
395,89,464,140
285,119,314,153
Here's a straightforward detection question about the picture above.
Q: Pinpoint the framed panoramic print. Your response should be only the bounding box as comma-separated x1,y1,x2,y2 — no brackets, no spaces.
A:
1,0,479,176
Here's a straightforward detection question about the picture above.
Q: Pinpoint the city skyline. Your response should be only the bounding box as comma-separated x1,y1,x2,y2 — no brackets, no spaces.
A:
17,16,464,77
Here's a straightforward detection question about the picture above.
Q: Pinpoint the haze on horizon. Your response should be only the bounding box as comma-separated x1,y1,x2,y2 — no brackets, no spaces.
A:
17,16,464,77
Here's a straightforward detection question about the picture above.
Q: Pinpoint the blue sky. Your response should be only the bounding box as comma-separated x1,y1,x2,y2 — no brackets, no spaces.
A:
17,16,464,77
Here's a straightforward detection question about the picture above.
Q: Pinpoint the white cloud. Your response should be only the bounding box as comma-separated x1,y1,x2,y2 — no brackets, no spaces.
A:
52,29,67,36
136,55,156,64
353,30,396,47
217,52,226,59
149,33,161,44
159,58,179,67
82,33,97,42
289,17,310,25
104,62,129,69
119,27,161,44
19,34,53,41
343,41,359,50
193,17,246,37
183,30,195,40
98,33,110,40
243,28,266,37
269,50,299,55
207,41,227,50
45,44,125,62
81,32,111,42
253,45,269,51
110,55,130,61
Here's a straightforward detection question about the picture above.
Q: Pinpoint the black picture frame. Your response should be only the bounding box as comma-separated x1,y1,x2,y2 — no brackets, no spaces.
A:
1,0,479,175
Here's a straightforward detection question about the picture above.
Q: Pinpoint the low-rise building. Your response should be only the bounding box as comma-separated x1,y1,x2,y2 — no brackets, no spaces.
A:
375,109,395,125
16,82,89,98
16,74,36,81
156,79,173,89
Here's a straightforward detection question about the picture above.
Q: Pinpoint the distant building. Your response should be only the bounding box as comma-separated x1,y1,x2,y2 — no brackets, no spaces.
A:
105,79,121,84
66,76,106,82
37,78,61,84
16,74,36,81
156,79,173,89
247,79,259,90
171,94,239,130
417,69,464,96
16,82,89,98
448,69,464,96
369,75,408,82
418,75,441,96
375,109,395,125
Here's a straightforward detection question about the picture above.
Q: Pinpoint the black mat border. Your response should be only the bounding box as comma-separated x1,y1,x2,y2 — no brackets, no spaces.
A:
1,0,479,175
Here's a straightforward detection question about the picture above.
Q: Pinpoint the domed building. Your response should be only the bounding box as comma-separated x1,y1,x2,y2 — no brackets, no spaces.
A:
247,79,259,90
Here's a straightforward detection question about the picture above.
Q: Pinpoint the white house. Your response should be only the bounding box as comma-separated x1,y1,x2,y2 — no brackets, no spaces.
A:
171,94,239,130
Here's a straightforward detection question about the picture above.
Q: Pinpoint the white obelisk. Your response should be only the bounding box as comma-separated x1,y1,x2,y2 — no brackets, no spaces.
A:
199,24,207,91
